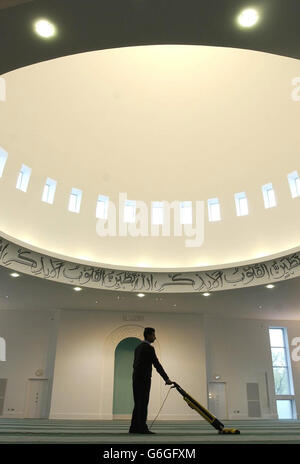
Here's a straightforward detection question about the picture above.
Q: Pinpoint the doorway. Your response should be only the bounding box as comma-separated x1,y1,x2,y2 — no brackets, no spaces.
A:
208,382,228,419
0,379,7,415
24,379,49,418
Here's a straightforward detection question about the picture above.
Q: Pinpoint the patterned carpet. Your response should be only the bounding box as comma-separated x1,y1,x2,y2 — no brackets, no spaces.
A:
0,419,300,444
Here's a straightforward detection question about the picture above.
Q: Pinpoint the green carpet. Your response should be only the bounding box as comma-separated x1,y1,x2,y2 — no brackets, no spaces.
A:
0,419,300,443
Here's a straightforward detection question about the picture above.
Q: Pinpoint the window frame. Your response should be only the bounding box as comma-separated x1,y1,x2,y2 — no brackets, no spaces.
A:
96,195,109,220
207,198,221,222
0,147,8,178
68,188,82,213
234,191,249,216
16,164,31,192
42,177,57,204
287,171,300,199
124,199,136,223
262,183,276,208
151,201,164,225
269,327,296,419
179,201,193,225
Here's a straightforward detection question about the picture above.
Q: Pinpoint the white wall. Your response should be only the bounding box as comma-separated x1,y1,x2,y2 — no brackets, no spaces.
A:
2,307,300,421
0,309,59,418
50,310,207,420
204,316,300,419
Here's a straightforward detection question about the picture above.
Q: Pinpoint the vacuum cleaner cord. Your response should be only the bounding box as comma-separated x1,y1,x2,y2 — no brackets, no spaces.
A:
149,386,173,431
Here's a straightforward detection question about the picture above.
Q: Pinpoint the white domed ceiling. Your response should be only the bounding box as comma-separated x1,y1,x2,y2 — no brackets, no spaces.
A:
1,44,300,271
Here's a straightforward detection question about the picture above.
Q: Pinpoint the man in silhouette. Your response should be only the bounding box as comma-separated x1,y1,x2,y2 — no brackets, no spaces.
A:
129,327,173,434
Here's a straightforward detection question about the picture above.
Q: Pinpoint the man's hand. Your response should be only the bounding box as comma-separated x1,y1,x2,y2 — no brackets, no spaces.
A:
165,378,174,385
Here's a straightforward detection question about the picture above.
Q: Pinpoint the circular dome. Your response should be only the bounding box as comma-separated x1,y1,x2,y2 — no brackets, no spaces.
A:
1,45,300,271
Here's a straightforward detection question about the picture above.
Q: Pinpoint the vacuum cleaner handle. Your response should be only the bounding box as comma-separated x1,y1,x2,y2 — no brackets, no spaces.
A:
171,381,240,435
171,381,187,396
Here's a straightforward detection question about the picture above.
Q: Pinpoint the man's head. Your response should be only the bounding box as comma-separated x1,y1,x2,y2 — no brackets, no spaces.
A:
144,327,156,343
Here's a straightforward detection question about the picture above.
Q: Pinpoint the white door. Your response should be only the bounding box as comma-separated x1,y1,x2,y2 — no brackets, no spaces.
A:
208,382,227,419
0,379,7,415
25,379,49,418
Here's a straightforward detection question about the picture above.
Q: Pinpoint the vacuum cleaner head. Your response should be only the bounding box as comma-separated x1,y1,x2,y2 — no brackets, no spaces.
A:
219,428,240,434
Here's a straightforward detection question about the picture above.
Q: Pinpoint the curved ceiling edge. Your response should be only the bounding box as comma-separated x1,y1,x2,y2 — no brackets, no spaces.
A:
1,0,300,75
1,235,299,293
2,230,300,274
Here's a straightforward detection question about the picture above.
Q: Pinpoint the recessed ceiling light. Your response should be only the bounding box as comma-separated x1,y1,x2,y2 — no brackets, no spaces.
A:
266,284,275,289
78,256,93,262
34,19,56,38
237,8,259,28
202,292,211,297
137,293,145,298
73,287,82,292
10,272,20,278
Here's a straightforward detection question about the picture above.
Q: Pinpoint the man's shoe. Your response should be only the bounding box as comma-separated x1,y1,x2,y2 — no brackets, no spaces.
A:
129,429,156,434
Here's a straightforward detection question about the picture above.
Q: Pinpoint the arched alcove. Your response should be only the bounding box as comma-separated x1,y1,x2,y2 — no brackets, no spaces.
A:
99,324,162,420
112,337,141,416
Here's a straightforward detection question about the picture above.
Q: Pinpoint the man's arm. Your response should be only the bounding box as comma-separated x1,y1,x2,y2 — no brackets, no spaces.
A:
151,346,172,383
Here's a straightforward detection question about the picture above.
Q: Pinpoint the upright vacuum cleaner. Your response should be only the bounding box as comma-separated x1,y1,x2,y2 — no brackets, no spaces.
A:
171,382,240,434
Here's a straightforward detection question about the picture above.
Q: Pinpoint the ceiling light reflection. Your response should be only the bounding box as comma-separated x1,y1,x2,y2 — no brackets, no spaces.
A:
10,272,20,278
73,287,82,292
237,8,259,28
34,19,56,38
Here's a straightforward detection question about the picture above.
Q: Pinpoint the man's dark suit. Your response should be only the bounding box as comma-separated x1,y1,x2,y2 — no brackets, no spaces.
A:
129,341,169,433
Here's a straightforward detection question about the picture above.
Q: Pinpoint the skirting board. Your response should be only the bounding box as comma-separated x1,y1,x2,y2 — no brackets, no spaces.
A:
229,414,278,420
50,413,206,420
50,413,107,420
1,412,25,418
